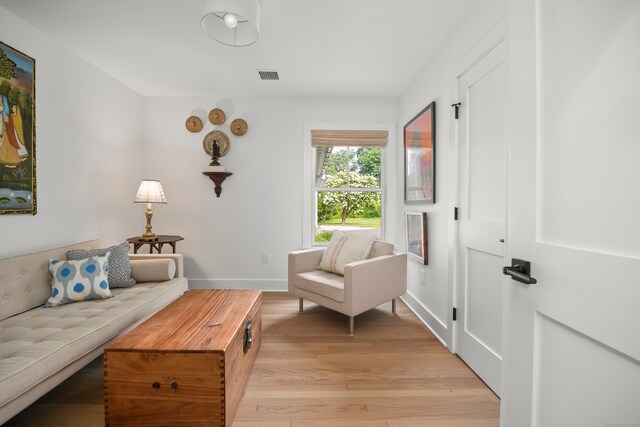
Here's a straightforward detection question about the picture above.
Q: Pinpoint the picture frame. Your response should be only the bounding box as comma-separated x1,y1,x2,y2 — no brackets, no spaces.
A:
404,101,435,204
0,40,36,215
405,211,428,265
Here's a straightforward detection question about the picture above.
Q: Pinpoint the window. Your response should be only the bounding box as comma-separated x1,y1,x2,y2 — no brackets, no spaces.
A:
311,130,387,244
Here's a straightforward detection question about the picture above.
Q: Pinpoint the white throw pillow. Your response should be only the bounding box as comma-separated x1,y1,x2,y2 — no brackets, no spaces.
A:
319,230,375,275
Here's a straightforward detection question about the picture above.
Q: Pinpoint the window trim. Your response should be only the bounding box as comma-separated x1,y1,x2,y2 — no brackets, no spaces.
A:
303,123,394,248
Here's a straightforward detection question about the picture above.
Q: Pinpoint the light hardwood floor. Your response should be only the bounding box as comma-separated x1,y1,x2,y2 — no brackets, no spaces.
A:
6,292,499,426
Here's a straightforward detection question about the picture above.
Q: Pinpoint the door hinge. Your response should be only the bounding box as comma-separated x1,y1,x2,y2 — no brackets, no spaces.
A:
453,307,457,321
451,102,461,119
454,207,458,220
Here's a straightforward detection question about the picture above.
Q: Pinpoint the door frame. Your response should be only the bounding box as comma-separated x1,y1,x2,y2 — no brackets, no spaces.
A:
451,21,506,354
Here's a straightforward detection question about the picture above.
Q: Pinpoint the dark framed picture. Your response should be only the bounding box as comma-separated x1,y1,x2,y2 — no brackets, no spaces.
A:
0,41,36,215
405,211,428,265
404,101,435,203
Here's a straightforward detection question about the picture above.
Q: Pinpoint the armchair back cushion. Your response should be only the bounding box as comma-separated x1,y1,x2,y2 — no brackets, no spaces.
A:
319,231,375,275
370,241,394,258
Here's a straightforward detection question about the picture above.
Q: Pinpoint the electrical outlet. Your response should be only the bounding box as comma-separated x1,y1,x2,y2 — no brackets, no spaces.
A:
420,268,426,285
261,253,270,264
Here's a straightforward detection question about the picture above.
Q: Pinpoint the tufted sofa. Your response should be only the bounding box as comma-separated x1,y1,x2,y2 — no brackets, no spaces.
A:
0,240,188,425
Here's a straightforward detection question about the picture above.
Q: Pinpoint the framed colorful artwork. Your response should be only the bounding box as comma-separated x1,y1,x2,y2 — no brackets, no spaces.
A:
404,101,435,203
0,41,36,215
405,212,428,265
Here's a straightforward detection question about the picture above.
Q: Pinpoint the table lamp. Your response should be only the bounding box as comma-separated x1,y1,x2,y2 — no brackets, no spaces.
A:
134,179,166,241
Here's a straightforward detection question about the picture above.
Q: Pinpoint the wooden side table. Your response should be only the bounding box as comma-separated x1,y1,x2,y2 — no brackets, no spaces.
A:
127,235,184,254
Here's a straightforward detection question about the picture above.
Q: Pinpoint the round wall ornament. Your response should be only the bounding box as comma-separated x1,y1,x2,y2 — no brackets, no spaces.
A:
208,108,226,125
185,116,203,133
230,118,248,136
203,130,230,157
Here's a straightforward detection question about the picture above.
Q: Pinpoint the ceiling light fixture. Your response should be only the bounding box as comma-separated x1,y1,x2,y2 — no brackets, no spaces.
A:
223,13,238,29
201,0,260,47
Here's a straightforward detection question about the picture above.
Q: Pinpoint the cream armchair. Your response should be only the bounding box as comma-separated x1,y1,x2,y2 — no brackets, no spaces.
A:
288,241,407,335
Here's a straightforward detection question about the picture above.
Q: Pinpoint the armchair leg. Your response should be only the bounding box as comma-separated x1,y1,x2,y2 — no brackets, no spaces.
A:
299,298,303,313
392,298,397,314
349,316,354,336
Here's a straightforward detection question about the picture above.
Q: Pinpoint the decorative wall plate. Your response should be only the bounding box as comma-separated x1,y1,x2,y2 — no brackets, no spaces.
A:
185,116,203,133
208,108,226,125
203,130,231,157
230,118,248,136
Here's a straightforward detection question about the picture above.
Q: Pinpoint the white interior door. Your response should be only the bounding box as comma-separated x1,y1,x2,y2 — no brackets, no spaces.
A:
454,40,507,396
502,0,640,425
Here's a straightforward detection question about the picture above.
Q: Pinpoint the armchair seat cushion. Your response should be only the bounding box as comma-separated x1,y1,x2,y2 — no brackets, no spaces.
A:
294,270,345,302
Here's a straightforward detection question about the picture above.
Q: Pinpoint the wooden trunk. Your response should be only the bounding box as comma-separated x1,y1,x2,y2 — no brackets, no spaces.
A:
104,289,262,426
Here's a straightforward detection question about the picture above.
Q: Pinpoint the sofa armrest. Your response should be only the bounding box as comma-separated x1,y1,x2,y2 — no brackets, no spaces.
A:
129,253,184,278
343,253,407,316
288,248,325,294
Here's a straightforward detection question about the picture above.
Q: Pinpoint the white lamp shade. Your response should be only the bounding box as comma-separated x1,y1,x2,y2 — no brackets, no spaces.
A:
201,0,260,47
134,180,167,204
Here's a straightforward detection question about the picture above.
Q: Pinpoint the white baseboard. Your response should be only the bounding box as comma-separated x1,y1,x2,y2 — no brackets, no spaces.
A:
400,291,449,349
189,279,288,292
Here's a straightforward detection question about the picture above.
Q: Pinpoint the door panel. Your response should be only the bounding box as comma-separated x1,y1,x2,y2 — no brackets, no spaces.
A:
532,314,640,427
537,0,640,259
465,248,503,355
455,39,507,396
502,0,640,424
468,62,507,223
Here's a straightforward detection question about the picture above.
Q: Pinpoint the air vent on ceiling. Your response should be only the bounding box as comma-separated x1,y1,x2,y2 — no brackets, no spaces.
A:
257,70,280,80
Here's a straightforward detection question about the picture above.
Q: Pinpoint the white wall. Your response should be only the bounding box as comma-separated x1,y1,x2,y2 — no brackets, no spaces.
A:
141,97,396,290
396,0,505,347
0,2,504,336
0,7,143,259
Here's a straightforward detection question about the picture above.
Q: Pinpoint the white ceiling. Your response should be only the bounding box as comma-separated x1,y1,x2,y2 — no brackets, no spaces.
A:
0,0,478,98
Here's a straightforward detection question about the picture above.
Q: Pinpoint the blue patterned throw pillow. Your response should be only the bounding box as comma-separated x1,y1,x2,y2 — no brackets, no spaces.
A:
45,253,112,307
67,242,136,288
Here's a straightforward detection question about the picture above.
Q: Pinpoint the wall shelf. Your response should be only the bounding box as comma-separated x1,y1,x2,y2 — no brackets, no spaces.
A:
203,172,232,197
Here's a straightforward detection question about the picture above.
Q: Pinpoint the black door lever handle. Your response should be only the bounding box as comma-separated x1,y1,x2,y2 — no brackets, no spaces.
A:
503,258,537,285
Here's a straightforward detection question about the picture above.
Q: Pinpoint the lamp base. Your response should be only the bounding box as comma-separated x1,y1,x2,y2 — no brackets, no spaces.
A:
140,232,158,241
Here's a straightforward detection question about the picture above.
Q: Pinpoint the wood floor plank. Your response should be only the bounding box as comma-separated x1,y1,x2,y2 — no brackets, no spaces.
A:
5,292,499,426
386,419,499,427
243,389,494,399
236,396,497,421
233,422,291,427
292,421,387,427
245,383,348,392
